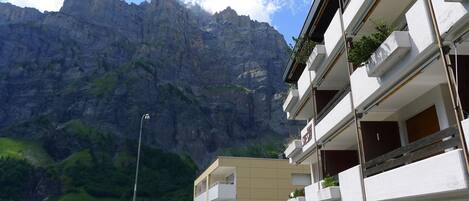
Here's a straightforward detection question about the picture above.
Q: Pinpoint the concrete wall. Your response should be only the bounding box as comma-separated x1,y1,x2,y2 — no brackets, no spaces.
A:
338,165,365,201
432,0,469,36
342,0,367,32
324,11,343,58
315,92,354,141
298,68,313,102
364,149,469,201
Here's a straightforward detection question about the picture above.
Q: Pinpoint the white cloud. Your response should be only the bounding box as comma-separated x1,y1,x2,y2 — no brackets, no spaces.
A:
182,0,293,24
0,0,64,12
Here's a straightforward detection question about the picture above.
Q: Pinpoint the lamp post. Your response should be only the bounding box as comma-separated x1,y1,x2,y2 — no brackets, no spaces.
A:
132,113,150,201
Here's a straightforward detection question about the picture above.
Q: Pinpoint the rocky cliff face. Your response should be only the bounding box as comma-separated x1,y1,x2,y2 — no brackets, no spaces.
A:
0,0,293,165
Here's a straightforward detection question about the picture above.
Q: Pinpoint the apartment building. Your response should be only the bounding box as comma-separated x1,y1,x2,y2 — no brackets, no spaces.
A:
193,156,311,201
283,0,469,200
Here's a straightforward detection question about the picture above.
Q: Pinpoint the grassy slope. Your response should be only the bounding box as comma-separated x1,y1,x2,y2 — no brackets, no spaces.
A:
0,137,53,166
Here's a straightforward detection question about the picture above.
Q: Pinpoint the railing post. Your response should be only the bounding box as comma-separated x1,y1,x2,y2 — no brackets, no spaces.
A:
426,0,469,176
309,66,323,188
338,0,368,200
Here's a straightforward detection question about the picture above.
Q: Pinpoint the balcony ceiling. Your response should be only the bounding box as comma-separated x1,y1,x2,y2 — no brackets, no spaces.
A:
318,51,350,90
211,166,235,177
370,59,447,113
356,0,414,38
321,124,357,150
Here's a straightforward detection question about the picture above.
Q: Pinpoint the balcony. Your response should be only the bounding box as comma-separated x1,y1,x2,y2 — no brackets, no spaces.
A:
350,0,437,111
361,127,469,200
315,91,353,141
307,45,326,71
285,140,303,158
194,192,206,201
283,88,299,113
366,31,411,77
208,182,236,201
312,11,344,86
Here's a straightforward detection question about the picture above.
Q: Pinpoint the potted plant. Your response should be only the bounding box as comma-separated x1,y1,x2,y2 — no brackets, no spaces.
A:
288,188,305,201
348,21,393,67
318,176,341,200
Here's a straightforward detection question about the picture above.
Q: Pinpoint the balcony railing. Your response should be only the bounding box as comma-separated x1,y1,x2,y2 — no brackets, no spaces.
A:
364,127,460,177
283,88,299,113
307,45,326,71
208,182,236,201
316,86,351,124
285,140,303,158
194,191,206,201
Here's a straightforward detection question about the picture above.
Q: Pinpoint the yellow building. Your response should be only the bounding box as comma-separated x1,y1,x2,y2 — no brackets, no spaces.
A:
193,156,311,201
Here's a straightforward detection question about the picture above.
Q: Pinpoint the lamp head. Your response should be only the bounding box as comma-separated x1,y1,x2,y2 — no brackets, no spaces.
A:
144,114,150,120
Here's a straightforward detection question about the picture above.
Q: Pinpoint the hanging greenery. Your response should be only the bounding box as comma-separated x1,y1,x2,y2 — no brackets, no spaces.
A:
348,21,393,67
289,36,317,65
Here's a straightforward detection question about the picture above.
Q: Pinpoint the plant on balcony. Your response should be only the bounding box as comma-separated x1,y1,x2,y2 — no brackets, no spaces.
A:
288,188,305,198
321,176,339,188
348,21,393,67
289,36,316,65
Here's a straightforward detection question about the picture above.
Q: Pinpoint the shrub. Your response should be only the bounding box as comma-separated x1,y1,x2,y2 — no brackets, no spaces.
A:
348,21,393,67
291,37,316,64
289,188,305,198
321,176,339,188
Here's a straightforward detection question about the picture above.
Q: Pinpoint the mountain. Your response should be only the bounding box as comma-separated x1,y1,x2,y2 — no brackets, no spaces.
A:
0,0,297,200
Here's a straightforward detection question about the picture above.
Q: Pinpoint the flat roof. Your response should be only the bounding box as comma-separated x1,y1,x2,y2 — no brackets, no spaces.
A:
283,0,339,83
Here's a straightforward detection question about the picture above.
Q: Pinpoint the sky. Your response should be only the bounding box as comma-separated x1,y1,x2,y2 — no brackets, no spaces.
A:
0,0,312,45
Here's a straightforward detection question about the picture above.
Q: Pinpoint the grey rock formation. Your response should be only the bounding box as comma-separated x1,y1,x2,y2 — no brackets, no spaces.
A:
0,0,295,165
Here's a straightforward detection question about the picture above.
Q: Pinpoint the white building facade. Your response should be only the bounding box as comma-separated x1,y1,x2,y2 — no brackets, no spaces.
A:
283,0,469,200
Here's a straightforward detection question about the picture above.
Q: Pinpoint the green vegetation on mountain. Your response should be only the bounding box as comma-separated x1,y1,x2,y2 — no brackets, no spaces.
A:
220,137,286,159
0,158,36,201
0,120,198,201
0,138,53,166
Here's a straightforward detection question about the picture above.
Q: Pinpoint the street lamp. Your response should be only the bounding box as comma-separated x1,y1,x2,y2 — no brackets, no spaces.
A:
132,113,150,201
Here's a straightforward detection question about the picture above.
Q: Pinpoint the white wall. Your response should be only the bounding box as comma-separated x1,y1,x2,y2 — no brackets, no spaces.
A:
315,92,354,141
304,182,320,201
342,0,366,32
364,149,469,201
208,184,236,201
324,11,343,57
462,118,469,156
298,67,314,101
194,192,206,201
302,120,316,152
339,165,365,201
431,0,469,36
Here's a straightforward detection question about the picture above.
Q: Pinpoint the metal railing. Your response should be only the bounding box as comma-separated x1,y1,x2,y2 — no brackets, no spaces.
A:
364,127,460,177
